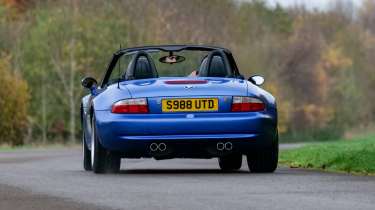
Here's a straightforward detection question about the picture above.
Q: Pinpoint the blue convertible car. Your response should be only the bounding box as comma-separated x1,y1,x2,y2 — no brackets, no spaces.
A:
81,45,278,174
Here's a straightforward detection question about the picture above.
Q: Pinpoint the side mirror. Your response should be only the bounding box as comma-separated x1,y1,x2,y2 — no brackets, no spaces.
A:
81,77,97,89
81,77,98,94
248,75,265,86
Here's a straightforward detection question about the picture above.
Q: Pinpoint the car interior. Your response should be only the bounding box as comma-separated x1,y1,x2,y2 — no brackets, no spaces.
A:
132,56,158,80
123,51,159,80
198,56,228,78
123,50,232,80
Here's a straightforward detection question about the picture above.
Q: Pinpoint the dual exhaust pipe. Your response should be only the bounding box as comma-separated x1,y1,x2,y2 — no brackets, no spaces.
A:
150,143,167,152
217,142,233,151
150,142,233,152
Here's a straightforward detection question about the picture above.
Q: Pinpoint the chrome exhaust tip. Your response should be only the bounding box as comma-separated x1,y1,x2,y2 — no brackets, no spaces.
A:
150,143,158,152
159,143,167,152
224,142,233,151
217,142,225,151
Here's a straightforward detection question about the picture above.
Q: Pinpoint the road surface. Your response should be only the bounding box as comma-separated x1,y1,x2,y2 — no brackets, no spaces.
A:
0,148,374,210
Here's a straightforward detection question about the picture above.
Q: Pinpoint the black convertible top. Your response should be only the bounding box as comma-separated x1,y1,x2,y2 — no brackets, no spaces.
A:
115,45,230,55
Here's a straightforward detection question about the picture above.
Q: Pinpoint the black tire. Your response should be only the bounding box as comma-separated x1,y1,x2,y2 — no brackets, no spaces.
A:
106,152,121,173
91,115,121,174
82,133,92,171
247,133,279,173
218,154,243,171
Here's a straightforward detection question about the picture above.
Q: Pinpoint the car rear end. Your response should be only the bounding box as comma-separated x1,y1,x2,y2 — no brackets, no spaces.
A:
94,78,277,159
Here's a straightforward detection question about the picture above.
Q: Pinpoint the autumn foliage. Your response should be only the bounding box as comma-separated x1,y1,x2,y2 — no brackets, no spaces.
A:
0,56,29,145
1,0,375,144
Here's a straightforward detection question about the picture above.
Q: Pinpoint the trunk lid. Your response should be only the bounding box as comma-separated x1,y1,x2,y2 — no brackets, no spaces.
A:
122,77,247,98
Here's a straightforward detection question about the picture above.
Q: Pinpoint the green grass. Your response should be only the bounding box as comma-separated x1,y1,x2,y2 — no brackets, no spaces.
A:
0,144,15,151
0,143,79,152
280,134,375,175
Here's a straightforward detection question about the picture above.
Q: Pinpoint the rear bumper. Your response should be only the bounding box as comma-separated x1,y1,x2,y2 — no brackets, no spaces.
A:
94,110,277,157
109,137,275,159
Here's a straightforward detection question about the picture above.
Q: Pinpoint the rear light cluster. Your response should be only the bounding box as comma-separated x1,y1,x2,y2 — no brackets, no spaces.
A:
231,96,265,112
111,98,148,114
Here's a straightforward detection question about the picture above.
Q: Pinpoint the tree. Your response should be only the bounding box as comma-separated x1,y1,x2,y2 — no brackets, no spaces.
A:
0,55,29,146
20,0,131,143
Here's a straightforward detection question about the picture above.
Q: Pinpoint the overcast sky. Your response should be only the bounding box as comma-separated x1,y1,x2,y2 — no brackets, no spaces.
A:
266,0,364,10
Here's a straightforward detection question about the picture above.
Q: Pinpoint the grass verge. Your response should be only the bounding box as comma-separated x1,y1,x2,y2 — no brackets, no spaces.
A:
279,134,375,175
0,143,80,152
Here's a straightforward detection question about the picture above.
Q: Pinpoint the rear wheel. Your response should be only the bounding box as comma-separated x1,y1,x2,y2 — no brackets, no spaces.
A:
82,133,92,171
218,154,242,171
91,114,121,174
247,133,278,173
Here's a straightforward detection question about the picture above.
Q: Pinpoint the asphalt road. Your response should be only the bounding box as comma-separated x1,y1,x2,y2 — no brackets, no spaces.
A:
0,148,375,210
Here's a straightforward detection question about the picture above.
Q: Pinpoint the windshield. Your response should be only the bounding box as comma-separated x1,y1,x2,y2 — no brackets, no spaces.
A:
151,51,208,77
105,48,236,86
121,50,208,77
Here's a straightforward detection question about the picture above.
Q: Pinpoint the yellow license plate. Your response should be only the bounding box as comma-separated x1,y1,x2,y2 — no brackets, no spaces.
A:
162,98,218,112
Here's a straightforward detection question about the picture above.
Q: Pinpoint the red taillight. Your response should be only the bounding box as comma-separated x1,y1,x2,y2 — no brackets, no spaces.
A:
111,98,149,114
231,96,265,112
